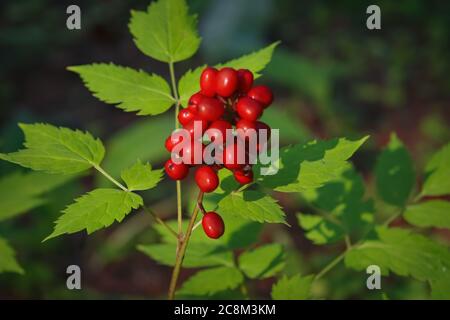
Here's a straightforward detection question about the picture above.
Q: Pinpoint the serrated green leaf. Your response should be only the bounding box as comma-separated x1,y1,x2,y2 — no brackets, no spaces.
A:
45,188,143,240
0,237,24,274
0,171,78,222
404,200,450,229
271,274,314,300
68,64,174,116
0,123,104,174
238,244,285,279
138,243,233,268
421,143,450,197
178,42,279,106
97,115,171,187
299,165,374,244
129,0,201,63
217,190,286,224
345,227,450,284
374,133,415,207
177,267,244,296
297,213,344,245
259,136,369,193
121,161,163,191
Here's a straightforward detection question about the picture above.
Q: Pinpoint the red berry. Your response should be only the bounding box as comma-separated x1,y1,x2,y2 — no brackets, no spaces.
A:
206,119,232,144
195,165,219,193
202,212,225,239
200,67,217,97
255,121,271,138
176,140,205,165
236,97,263,121
216,67,238,97
178,108,196,126
237,69,254,93
198,97,225,122
236,118,257,140
248,85,273,108
164,159,189,180
183,117,209,137
217,142,246,170
165,134,183,152
233,169,254,185
189,92,204,106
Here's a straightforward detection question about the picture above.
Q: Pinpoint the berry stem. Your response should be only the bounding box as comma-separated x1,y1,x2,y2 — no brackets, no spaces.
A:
168,191,204,300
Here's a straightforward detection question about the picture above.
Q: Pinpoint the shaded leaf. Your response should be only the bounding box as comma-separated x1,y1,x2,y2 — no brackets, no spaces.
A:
0,237,24,274
421,143,450,197
238,244,285,279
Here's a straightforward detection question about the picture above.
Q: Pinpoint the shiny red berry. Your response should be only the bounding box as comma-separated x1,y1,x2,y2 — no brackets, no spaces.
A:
236,118,257,140
236,97,263,121
164,159,189,180
198,97,225,122
195,165,219,193
178,108,196,126
183,117,209,137
189,92,204,105
200,67,218,97
176,140,205,165
237,69,254,93
216,67,238,97
248,85,273,108
165,134,183,152
206,119,232,144
218,142,246,170
202,212,225,239
233,169,254,185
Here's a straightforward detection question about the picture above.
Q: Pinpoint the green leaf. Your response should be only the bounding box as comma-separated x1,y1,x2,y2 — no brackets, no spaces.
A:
374,133,415,207
430,271,450,299
178,42,279,106
404,200,450,229
177,267,244,296
0,123,104,174
345,227,450,284
138,243,233,268
0,171,78,222
217,190,286,224
421,143,450,197
129,0,201,63
68,64,174,116
121,161,163,191
0,237,24,274
299,165,374,244
45,188,143,240
271,274,314,300
238,244,285,279
297,213,344,245
259,136,369,192
97,115,171,187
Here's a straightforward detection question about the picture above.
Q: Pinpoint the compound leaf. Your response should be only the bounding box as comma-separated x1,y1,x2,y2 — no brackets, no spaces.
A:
271,274,314,300
121,161,163,191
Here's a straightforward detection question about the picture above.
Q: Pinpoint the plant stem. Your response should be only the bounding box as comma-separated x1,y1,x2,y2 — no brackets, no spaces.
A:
168,61,183,238
168,191,204,300
142,205,178,239
94,165,128,191
315,251,346,281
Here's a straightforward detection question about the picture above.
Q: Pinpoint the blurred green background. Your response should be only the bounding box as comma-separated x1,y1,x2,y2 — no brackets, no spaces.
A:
0,0,449,299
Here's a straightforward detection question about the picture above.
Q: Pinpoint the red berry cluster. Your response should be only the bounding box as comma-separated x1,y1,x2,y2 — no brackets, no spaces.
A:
164,66,274,239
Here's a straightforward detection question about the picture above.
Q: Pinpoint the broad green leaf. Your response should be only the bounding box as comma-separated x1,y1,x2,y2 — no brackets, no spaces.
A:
0,123,104,174
217,190,286,224
68,64,174,116
97,115,171,187
178,42,279,106
299,165,374,244
45,188,143,240
297,213,344,245
0,237,24,274
129,0,201,63
177,267,244,296
345,227,450,284
271,274,314,300
404,200,450,229
374,133,415,207
421,143,450,197
121,161,163,191
430,271,450,299
238,244,285,279
138,243,233,268
259,136,369,192
0,171,78,222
